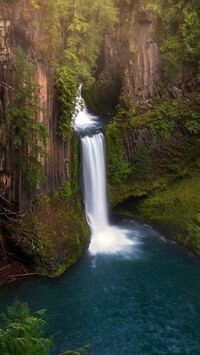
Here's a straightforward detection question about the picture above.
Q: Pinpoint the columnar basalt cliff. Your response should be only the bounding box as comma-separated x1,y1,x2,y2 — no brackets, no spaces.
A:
94,2,198,111
0,1,89,276
104,8,161,105
102,3,200,255
0,2,71,208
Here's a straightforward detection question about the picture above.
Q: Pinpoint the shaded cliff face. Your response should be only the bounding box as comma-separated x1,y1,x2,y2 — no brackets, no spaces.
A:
98,3,198,110
0,1,71,209
105,120,200,255
102,5,161,106
0,1,90,276
101,2,200,257
106,122,200,205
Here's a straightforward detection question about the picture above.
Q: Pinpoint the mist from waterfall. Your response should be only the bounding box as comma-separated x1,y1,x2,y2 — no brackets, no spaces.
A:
73,89,134,255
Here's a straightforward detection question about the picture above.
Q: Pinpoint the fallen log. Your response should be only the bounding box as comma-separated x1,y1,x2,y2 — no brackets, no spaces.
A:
8,272,38,278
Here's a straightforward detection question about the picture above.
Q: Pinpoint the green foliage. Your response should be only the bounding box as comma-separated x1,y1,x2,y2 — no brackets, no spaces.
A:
6,47,49,190
148,0,200,79
150,101,176,136
54,52,79,140
33,0,119,139
65,344,90,354
42,0,62,58
0,299,52,355
115,105,137,122
132,148,151,178
149,96,200,136
57,180,73,199
106,124,132,183
161,52,180,80
185,111,200,134
137,176,200,254
64,0,118,72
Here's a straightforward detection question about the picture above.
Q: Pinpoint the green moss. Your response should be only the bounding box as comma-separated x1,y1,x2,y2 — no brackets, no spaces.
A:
106,104,200,256
105,123,132,184
14,194,89,277
129,111,156,128
136,176,200,255
108,177,168,207
116,94,200,137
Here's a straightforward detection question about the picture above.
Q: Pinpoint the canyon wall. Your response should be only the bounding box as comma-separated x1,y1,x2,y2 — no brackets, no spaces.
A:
0,1,89,276
98,2,197,111
0,1,71,210
103,3,200,255
100,4,161,108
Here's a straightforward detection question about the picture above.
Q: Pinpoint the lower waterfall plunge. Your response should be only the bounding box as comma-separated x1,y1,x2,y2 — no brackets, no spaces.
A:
74,93,133,255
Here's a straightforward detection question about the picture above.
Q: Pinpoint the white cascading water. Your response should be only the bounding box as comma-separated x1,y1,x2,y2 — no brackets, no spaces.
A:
81,133,108,232
73,88,133,255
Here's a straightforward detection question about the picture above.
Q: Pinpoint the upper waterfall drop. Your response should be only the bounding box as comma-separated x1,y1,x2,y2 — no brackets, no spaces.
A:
73,87,134,255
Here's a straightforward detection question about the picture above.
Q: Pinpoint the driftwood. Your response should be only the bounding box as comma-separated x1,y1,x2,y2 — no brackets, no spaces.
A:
0,233,8,259
0,255,37,285
6,273,38,283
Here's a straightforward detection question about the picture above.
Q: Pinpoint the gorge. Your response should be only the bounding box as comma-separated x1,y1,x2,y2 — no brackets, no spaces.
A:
1,91,200,355
1,0,200,277
0,0,200,353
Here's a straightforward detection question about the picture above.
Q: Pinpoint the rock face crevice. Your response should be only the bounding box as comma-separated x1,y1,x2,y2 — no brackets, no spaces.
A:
101,6,161,106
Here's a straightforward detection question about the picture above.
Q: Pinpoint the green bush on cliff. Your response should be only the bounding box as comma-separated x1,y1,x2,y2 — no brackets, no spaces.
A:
132,148,151,179
57,180,73,199
150,101,177,136
54,52,79,140
185,111,200,134
149,97,200,136
106,124,132,183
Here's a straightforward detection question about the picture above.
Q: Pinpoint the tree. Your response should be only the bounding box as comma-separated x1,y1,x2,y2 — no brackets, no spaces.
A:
148,0,200,77
0,299,52,355
6,46,49,191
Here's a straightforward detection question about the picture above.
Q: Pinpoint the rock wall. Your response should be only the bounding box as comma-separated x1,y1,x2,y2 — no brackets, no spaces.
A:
101,4,161,107
105,118,200,254
0,1,89,277
0,1,71,210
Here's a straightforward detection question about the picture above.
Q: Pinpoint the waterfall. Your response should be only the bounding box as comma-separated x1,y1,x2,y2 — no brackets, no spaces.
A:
73,90,133,255
81,133,108,233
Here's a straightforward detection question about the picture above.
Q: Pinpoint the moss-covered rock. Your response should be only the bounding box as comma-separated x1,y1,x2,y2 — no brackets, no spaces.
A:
135,176,200,255
105,110,200,255
10,194,89,277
